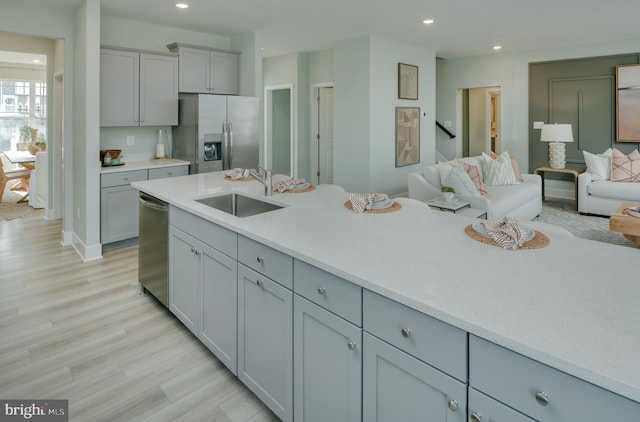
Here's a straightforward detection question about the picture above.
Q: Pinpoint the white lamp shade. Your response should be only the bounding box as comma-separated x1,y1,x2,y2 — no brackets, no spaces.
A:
540,124,574,143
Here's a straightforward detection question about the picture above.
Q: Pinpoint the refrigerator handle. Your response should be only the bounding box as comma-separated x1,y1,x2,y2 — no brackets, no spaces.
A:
222,119,229,170
228,120,234,169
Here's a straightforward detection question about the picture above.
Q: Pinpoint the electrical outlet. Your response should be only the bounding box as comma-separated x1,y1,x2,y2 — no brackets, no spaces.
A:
126,136,135,146
533,121,544,129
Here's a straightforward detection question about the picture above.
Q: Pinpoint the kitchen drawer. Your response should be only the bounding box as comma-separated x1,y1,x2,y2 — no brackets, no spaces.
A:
363,290,467,381
468,388,535,422
470,335,640,421
148,165,188,180
293,259,361,326
238,235,292,289
170,206,237,259
101,169,148,187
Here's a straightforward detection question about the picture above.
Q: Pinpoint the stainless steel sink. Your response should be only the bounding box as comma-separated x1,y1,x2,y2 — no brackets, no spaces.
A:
195,193,284,217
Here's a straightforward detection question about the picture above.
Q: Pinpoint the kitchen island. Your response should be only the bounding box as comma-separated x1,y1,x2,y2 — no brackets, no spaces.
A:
133,171,640,421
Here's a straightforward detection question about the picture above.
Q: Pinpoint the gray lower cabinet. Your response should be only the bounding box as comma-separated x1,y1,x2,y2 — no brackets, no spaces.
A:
100,169,147,244
168,226,200,335
468,388,535,422
293,295,361,422
363,332,467,422
237,264,292,422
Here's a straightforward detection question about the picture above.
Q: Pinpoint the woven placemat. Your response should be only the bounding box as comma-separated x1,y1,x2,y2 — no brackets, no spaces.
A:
464,224,549,249
224,175,255,182
343,200,402,214
281,185,316,193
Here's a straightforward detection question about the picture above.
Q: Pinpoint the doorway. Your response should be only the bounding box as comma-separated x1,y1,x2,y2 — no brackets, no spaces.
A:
310,84,333,185
265,85,294,177
460,86,501,157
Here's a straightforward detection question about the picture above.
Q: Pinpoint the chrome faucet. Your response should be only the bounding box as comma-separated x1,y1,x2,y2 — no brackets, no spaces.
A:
250,167,273,196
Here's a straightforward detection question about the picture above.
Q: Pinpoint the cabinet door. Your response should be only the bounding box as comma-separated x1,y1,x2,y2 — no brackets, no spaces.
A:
178,47,209,93
200,242,238,374
363,332,466,422
140,53,178,126
100,185,140,243
468,388,535,422
237,264,292,422
168,227,199,335
293,295,361,422
209,51,239,95
100,49,139,126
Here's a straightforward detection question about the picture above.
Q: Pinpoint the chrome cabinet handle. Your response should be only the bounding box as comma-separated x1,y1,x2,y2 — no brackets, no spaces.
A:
470,412,482,422
190,247,200,255
447,399,459,412
401,328,411,338
256,279,264,287
347,341,357,351
256,256,264,264
535,391,549,407
317,287,326,295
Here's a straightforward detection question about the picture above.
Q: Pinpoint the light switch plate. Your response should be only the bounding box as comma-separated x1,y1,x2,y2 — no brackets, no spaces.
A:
533,121,544,129
126,136,135,146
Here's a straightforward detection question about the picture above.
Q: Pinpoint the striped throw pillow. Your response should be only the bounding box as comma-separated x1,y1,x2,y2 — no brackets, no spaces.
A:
611,148,640,182
481,152,518,186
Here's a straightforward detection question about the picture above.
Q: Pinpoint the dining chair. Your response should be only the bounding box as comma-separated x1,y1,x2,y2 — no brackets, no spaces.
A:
0,158,31,202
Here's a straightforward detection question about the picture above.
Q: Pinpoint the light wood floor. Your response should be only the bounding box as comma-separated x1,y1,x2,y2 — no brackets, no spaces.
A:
0,217,279,422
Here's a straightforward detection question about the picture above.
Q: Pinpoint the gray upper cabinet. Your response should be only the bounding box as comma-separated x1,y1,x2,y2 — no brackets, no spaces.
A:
167,43,239,95
100,47,178,126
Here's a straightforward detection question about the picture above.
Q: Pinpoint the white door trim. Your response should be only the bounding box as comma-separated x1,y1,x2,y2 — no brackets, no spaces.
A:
310,82,333,185
264,84,295,177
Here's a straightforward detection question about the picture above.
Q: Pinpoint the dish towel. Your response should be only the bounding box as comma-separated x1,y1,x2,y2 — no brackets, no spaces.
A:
348,193,389,213
226,168,251,180
481,218,527,250
273,178,307,193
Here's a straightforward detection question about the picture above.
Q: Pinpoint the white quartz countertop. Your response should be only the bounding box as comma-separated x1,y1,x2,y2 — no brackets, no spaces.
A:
132,171,640,404
100,158,189,174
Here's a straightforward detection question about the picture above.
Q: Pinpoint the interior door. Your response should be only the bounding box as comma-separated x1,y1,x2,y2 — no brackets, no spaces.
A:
318,87,334,184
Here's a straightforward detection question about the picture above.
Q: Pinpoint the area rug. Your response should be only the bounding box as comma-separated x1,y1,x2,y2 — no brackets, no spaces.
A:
535,198,635,248
0,185,44,221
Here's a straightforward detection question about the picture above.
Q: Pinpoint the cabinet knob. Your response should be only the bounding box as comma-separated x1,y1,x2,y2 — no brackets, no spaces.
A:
317,287,326,295
470,412,482,422
256,256,264,264
256,279,264,287
401,328,411,338
347,341,357,351
123,177,129,181
447,399,459,412
535,391,549,407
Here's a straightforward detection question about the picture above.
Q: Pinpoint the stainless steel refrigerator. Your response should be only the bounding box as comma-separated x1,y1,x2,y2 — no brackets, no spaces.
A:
172,94,259,173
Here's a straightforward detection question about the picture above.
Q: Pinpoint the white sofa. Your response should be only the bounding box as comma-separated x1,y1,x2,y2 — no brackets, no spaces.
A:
408,156,542,221
578,172,640,216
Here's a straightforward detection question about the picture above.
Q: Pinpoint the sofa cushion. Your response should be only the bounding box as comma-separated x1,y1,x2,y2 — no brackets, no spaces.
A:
490,151,522,182
481,152,518,185
459,160,488,196
584,148,612,180
588,179,640,200
485,182,540,219
611,148,640,182
422,163,444,188
439,162,481,196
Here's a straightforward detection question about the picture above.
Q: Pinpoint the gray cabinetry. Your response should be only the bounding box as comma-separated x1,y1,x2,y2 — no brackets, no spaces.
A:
468,388,535,422
293,260,362,422
169,207,238,372
100,46,178,126
167,43,239,95
100,169,147,244
148,166,188,180
469,335,640,422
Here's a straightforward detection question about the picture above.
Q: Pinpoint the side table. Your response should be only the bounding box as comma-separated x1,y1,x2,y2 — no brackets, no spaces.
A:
425,198,487,219
534,166,584,211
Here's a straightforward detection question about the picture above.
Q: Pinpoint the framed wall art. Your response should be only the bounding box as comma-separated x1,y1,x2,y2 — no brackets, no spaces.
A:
616,64,640,142
398,63,418,100
395,107,420,167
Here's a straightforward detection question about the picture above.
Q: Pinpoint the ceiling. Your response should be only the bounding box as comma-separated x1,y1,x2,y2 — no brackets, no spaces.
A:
16,0,640,59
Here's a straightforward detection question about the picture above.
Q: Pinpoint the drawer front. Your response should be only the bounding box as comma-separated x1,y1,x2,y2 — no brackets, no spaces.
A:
470,335,640,421
148,165,188,180
468,388,535,422
101,169,147,187
294,259,361,326
238,235,292,289
363,290,467,381
170,206,237,259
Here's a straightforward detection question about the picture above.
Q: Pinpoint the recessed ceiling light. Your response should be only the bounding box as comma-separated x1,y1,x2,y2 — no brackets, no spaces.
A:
423,19,435,25
176,3,189,9
493,45,502,50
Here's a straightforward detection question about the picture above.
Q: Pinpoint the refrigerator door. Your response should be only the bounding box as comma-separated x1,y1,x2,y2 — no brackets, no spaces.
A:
227,96,259,170
197,94,226,173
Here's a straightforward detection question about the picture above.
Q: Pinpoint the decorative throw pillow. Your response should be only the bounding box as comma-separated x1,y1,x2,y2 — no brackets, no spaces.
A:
583,148,613,180
611,148,640,182
438,162,480,196
490,151,522,182
481,152,518,185
458,160,488,196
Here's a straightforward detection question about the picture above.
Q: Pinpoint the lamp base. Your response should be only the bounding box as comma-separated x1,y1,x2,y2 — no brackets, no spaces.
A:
548,142,566,169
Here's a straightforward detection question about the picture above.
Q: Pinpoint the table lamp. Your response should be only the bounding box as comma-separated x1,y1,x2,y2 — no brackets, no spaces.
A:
540,123,573,169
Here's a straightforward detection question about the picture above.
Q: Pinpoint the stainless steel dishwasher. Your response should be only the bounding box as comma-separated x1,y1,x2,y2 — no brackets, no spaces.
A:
138,192,169,307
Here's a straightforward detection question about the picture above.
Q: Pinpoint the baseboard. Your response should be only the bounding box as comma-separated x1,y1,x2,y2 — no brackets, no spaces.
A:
71,232,103,262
